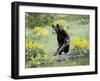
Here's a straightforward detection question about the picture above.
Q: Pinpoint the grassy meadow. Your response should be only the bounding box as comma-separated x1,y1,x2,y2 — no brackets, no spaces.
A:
25,12,90,68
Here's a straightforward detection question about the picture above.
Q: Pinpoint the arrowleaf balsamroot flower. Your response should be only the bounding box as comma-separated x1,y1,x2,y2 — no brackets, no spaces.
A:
71,37,88,48
33,41,43,49
26,39,33,48
25,39,43,49
33,27,48,36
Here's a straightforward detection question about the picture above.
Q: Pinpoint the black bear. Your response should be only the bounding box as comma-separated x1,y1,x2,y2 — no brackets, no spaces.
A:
52,24,70,55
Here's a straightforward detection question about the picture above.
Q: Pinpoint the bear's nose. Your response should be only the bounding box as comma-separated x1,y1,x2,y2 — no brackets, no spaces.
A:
52,31,56,34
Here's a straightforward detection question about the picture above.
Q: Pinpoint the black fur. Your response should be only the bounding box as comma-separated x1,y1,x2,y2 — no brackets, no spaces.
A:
52,24,70,55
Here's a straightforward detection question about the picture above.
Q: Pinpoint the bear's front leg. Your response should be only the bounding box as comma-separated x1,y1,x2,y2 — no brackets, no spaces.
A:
54,47,62,55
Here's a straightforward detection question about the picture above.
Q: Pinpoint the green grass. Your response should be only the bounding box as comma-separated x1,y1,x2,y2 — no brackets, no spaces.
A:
36,57,89,68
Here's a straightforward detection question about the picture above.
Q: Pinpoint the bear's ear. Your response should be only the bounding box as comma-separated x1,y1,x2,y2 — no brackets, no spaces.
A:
56,24,60,29
52,24,55,28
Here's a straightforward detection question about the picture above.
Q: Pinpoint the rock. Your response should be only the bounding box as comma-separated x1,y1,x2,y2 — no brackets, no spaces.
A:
55,54,69,61
55,50,87,61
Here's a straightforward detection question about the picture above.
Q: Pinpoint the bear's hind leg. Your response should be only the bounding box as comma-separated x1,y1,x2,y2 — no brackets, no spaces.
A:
64,44,69,54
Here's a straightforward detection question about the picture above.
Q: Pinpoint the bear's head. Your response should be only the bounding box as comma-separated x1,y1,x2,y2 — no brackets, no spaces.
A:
52,24,60,33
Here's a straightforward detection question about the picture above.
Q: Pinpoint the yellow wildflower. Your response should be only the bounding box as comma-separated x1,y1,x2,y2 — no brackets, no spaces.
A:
25,39,29,48
33,27,41,33
33,27,48,36
25,39,33,48
33,41,43,49
25,39,43,49
28,40,33,48
71,37,88,48
40,28,48,36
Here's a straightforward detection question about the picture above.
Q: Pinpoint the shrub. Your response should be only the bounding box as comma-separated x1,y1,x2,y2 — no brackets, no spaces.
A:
70,37,89,56
25,47,55,67
25,35,56,67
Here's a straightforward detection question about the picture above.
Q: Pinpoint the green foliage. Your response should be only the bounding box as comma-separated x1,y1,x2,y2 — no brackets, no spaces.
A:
25,48,55,68
53,19,70,30
25,13,54,28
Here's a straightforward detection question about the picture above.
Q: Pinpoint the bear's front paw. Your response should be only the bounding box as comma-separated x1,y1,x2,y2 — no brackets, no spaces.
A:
54,51,59,56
